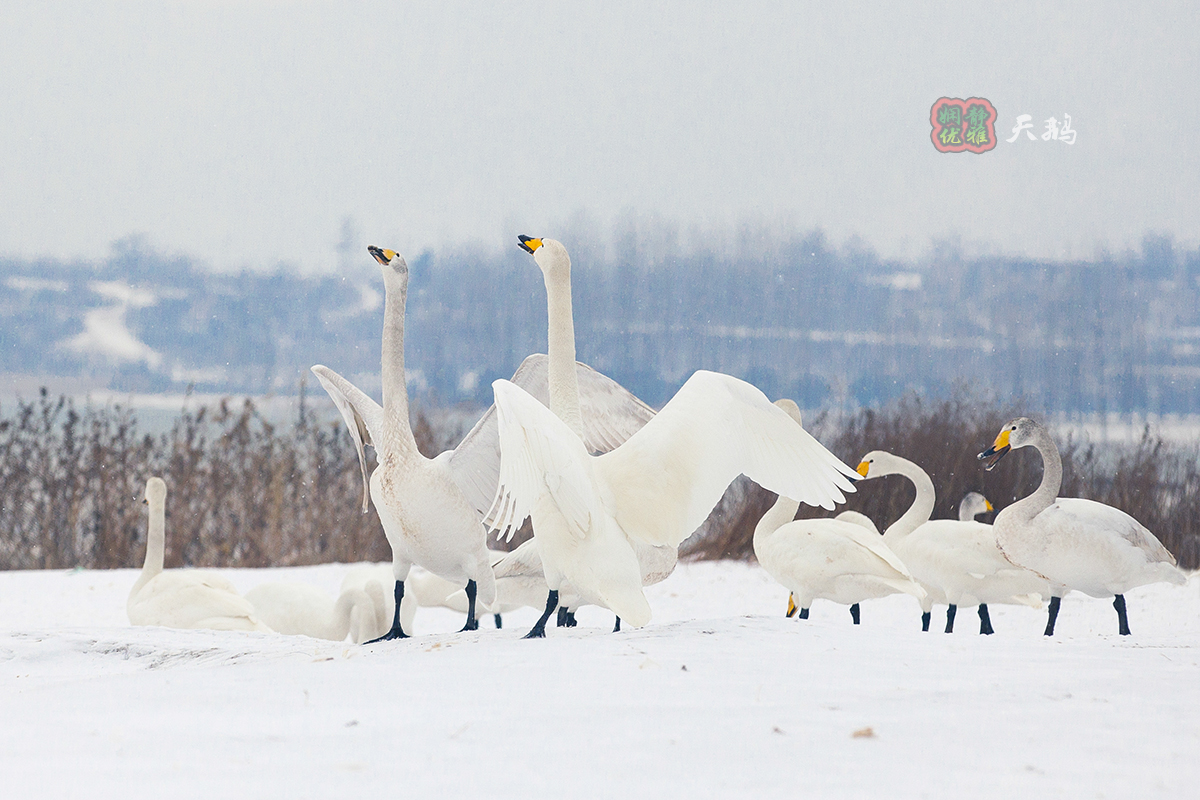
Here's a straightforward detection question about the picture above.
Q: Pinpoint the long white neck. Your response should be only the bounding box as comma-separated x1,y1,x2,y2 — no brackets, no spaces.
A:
329,589,369,642
380,276,417,453
543,263,584,439
881,458,936,543
130,494,165,599
999,427,1062,526
754,494,801,547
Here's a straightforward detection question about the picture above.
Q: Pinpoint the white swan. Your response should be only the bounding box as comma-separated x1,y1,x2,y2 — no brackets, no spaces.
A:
127,477,271,632
979,416,1186,635
245,581,376,642
856,451,1049,634
958,491,993,521
757,400,925,624
833,510,880,533
488,237,859,636
312,246,656,640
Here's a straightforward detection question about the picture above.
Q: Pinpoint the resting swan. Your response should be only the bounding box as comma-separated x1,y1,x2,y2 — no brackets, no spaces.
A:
245,582,377,642
312,246,655,640
856,452,1049,634
127,477,271,632
489,237,859,637
757,401,925,624
979,417,1186,635
959,492,993,522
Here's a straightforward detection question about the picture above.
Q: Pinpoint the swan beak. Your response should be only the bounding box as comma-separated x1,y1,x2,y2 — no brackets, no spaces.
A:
367,245,397,266
786,595,797,618
855,461,870,478
985,499,994,512
978,429,1012,471
517,235,543,254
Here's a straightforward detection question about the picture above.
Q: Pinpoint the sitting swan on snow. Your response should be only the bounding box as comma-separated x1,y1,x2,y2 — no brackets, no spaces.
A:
488,237,859,637
127,477,270,633
244,581,378,642
979,416,1186,635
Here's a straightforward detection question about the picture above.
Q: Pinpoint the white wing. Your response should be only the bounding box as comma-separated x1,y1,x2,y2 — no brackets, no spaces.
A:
596,371,858,548
490,538,545,579
448,354,656,519
311,365,385,513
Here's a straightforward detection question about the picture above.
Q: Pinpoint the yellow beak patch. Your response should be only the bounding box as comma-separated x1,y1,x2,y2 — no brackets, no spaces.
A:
993,428,1011,450
856,461,870,478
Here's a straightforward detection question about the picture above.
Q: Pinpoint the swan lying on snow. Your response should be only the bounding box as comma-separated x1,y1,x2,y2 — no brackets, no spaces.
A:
856,452,1049,634
979,417,1186,635
312,246,655,641
959,492,993,522
245,582,378,642
757,400,924,625
127,477,270,633
489,237,859,637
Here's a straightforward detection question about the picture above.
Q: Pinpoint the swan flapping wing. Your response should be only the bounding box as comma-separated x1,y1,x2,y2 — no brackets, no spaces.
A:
311,365,385,513
487,379,601,541
596,371,859,548
449,354,656,519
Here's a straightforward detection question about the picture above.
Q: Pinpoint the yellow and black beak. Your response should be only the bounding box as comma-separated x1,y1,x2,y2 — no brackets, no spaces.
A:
368,245,396,266
786,595,797,618
517,235,543,254
855,461,870,479
978,429,1012,472
985,499,994,512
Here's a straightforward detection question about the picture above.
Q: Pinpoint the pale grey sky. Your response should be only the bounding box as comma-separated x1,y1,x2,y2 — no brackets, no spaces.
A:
3,1,1197,272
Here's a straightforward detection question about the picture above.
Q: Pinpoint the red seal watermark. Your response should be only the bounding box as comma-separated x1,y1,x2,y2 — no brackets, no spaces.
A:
930,97,998,154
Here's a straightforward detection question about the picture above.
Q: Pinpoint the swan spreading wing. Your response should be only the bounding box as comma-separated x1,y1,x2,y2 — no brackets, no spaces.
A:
489,370,858,548
311,365,385,512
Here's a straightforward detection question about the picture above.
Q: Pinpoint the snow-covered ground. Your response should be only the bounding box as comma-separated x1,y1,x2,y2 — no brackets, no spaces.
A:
2,560,1198,798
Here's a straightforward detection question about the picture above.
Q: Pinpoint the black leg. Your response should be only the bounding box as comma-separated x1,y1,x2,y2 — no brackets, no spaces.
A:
459,580,479,632
565,610,577,627
366,579,409,643
945,604,957,633
493,614,503,629
613,617,622,633
1044,595,1061,636
849,603,861,625
921,611,931,632
798,607,810,620
978,604,994,635
523,590,558,639
1114,594,1131,635
556,607,570,627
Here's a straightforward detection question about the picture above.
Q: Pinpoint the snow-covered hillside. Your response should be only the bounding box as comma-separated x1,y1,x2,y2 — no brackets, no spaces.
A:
2,561,1197,798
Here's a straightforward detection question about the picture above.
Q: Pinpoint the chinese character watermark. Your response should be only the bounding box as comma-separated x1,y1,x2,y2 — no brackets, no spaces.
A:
1008,113,1076,145
930,97,997,154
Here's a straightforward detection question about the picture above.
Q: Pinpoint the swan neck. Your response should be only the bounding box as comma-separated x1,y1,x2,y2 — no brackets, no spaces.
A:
544,266,584,438
331,590,363,641
882,460,936,542
1005,430,1063,524
380,279,417,451
754,494,801,545
132,495,165,598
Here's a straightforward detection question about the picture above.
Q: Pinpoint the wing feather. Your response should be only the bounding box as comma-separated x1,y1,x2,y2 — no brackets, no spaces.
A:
310,365,385,513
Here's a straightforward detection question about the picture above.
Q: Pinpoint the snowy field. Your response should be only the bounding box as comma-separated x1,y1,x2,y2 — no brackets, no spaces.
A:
2,560,1199,799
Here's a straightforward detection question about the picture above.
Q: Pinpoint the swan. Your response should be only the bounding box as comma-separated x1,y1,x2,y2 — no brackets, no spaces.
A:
979,416,1186,635
312,246,656,641
245,581,376,642
127,477,271,632
856,451,1049,634
833,510,880,533
958,491,993,522
758,400,925,625
488,236,859,637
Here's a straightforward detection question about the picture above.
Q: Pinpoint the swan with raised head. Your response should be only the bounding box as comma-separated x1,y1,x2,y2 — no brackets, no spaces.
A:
488,237,859,637
856,451,1049,634
312,246,656,641
127,477,271,632
758,401,925,624
245,582,377,642
979,416,1186,635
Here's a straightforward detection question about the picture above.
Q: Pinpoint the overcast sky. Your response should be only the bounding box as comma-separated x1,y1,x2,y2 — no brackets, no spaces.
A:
3,1,1198,272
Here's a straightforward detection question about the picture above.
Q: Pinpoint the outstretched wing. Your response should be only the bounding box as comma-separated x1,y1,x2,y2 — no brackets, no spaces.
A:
486,379,602,542
448,354,656,519
311,365,385,513
596,371,858,548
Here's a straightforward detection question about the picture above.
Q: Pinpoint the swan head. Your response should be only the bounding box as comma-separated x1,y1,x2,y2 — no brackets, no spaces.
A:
144,476,166,505
517,235,570,281
978,416,1037,471
959,491,993,519
854,450,905,480
772,398,803,426
368,245,409,279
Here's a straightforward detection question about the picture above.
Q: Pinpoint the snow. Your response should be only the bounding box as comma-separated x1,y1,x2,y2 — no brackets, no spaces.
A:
2,560,1198,798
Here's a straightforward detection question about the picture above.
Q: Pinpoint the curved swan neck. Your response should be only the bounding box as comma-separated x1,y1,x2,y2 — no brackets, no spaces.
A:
330,589,366,641
1004,427,1063,524
380,275,417,452
754,494,801,545
543,260,584,439
881,458,936,542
